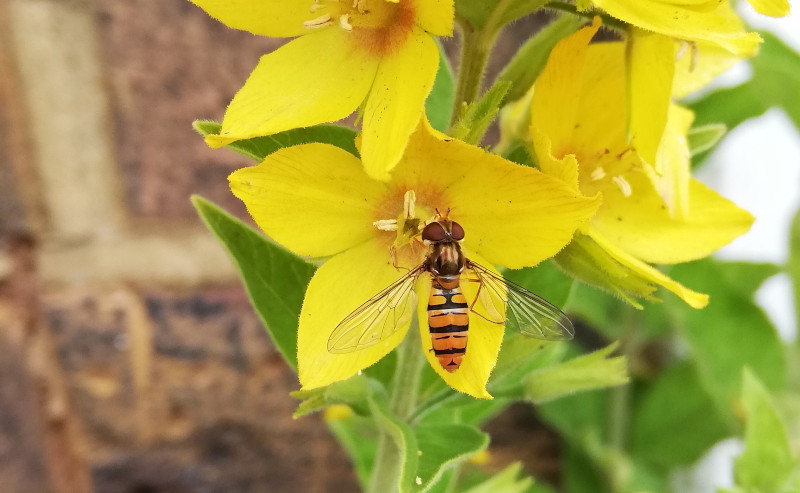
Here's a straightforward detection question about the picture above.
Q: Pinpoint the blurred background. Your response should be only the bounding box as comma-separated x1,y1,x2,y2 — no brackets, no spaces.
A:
0,1,797,492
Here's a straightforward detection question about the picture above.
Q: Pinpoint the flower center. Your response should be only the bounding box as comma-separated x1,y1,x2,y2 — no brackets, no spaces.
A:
579,147,640,198
373,190,435,269
304,0,416,56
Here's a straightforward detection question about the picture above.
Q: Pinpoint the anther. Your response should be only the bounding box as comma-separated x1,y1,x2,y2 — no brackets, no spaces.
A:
303,14,333,29
403,190,416,220
339,14,353,31
373,219,398,231
309,0,325,13
612,175,632,197
591,167,606,181
353,0,367,13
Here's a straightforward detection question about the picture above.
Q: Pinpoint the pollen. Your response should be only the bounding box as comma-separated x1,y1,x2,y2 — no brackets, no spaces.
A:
591,167,606,181
612,175,632,197
303,14,333,29
339,14,353,31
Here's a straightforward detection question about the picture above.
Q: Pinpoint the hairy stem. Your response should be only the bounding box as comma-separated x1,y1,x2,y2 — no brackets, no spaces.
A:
367,324,426,493
451,21,493,126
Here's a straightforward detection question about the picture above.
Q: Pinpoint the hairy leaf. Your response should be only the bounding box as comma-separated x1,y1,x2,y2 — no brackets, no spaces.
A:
193,121,358,162
426,42,456,132
192,196,315,369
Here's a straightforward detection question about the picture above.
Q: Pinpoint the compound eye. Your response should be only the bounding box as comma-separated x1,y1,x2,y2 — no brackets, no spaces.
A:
421,222,446,242
450,221,465,241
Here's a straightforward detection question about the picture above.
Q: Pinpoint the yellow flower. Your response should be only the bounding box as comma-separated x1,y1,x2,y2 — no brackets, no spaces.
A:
589,0,789,57
229,120,600,398
189,0,453,180
528,21,754,308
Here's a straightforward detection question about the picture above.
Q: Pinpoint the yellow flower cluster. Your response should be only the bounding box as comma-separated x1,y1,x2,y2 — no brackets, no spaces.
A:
189,0,786,396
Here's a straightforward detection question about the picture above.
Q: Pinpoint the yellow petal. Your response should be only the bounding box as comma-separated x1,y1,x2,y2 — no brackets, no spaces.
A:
394,121,602,269
592,172,754,264
647,104,693,219
189,0,319,37
673,40,741,98
298,239,411,390
229,144,387,258
592,0,761,56
413,0,454,35
531,131,580,192
415,250,503,399
360,28,439,180
207,28,379,148
531,18,602,159
587,227,709,309
745,0,790,17
629,30,675,171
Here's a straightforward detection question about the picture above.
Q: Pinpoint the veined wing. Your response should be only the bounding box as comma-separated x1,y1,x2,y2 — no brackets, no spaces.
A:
467,261,574,341
327,265,425,353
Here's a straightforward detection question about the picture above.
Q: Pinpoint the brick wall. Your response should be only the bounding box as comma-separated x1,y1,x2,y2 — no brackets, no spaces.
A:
0,1,357,491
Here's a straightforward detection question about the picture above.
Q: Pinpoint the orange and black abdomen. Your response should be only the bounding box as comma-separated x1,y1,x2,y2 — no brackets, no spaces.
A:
427,278,469,372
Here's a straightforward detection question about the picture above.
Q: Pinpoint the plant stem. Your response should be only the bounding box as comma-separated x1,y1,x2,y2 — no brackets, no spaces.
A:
367,324,426,493
451,21,492,126
605,307,637,492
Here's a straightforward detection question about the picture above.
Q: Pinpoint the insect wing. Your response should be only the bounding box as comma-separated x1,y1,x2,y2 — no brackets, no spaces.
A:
468,261,574,341
327,265,424,353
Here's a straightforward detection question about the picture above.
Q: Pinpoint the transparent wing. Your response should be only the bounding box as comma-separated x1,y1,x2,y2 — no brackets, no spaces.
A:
467,261,574,341
327,265,425,353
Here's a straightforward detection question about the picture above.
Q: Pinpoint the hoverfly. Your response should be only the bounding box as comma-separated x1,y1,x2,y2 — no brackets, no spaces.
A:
327,210,574,372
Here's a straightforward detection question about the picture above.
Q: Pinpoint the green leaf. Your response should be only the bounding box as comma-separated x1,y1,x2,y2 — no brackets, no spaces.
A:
450,81,511,144
502,144,537,167
631,362,732,468
413,424,489,493
369,391,420,493
490,336,564,397
665,259,786,421
537,378,610,444
496,14,584,104
426,42,455,132
327,412,378,489
524,343,629,403
193,121,359,162
191,196,315,369
505,260,575,308
687,123,727,157
290,375,371,418
751,31,800,130
687,82,768,133
788,205,800,335
463,463,534,493
734,369,796,492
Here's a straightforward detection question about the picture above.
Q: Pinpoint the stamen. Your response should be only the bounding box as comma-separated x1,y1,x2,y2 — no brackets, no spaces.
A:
373,219,398,231
590,167,606,181
403,190,416,220
309,0,325,13
339,14,353,31
303,14,333,29
612,175,632,197
353,0,367,13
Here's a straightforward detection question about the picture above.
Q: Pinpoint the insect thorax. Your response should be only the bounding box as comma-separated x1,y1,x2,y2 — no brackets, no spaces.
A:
427,241,465,278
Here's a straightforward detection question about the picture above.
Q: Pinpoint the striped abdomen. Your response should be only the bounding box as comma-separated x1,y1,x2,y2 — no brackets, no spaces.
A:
427,276,469,372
